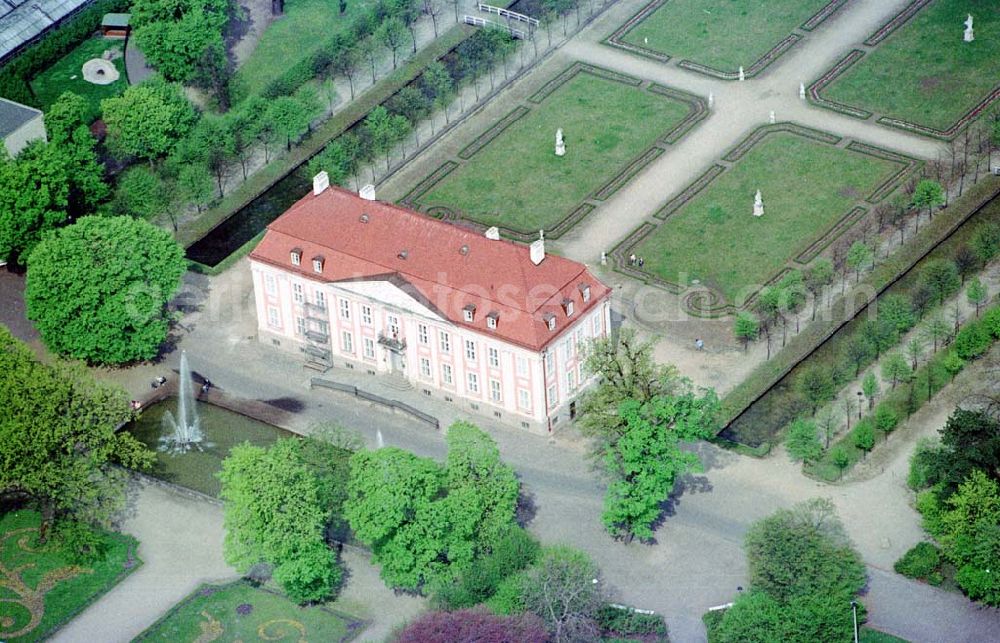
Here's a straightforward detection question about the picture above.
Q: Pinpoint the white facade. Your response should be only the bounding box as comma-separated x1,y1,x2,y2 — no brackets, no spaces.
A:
250,259,612,432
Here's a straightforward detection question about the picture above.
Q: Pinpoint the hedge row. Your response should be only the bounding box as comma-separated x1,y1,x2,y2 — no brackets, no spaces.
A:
0,0,130,106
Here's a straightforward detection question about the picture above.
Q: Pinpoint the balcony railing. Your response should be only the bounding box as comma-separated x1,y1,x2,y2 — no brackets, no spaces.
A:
378,331,406,352
305,329,329,344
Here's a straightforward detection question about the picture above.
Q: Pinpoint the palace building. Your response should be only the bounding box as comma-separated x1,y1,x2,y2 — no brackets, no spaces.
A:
249,173,611,433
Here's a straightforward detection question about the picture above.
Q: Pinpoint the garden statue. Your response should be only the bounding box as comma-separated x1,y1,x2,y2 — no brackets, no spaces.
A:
799,82,806,100
769,110,776,124
708,92,714,108
555,128,566,156
753,190,764,217
738,66,745,82
964,14,974,42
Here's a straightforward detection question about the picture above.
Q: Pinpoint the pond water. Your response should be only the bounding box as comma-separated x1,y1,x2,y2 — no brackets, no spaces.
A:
127,400,294,496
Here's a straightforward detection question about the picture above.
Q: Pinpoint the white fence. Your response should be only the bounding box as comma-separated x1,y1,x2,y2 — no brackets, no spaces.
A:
478,2,540,26
463,15,527,39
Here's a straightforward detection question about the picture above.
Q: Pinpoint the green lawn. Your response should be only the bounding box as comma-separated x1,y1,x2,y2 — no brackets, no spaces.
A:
822,0,1000,131
621,0,831,70
231,0,376,102
417,71,691,233
136,581,365,641
635,133,903,303
0,510,139,642
29,37,127,123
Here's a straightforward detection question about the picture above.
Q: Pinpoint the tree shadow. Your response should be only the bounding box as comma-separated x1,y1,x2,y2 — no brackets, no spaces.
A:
262,397,306,413
516,485,537,528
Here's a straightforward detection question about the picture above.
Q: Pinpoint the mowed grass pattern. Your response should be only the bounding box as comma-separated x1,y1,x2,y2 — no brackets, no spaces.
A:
823,0,1000,131
621,0,831,70
30,38,127,123
636,134,903,302
136,581,362,641
231,0,375,102
418,72,690,232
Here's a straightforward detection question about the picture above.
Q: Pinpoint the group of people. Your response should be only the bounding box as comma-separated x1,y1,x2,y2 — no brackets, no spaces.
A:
628,254,645,268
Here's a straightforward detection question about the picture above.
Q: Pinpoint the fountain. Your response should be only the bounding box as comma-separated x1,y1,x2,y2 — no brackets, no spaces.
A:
160,351,204,452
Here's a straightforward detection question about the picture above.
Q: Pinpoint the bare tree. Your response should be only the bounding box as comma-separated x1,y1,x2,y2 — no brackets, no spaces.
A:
422,0,443,37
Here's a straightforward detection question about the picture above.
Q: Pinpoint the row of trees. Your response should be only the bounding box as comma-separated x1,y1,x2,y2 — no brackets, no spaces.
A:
706,499,867,642
905,407,1000,605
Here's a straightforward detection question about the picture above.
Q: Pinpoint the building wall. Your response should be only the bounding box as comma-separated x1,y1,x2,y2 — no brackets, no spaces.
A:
250,259,611,433
3,113,46,158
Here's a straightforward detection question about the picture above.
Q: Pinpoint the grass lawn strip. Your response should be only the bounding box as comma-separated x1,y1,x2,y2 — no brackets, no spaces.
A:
135,580,366,641
820,0,1000,134
633,132,904,304
0,510,139,642
230,0,376,102
415,70,692,233
29,38,127,123
618,0,834,72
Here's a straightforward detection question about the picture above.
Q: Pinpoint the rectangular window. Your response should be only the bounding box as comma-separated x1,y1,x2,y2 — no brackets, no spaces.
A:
388,315,399,338
518,388,530,410
295,316,306,336
363,337,375,359
420,357,431,378
592,314,601,335
567,369,576,391
362,305,373,326
465,340,476,361
292,282,304,303
439,331,451,353
418,324,428,345
315,290,326,309
548,384,558,409
341,331,353,353
516,355,528,377
467,372,479,394
490,379,502,402
545,351,554,376
264,273,277,295
267,306,279,327
488,347,499,368
339,299,351,320
442,363,453,385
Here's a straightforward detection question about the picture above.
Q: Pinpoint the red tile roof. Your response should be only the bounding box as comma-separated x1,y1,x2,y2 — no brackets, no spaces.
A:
250,185,610,351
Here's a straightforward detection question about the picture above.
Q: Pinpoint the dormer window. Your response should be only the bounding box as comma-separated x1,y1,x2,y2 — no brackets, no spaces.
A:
544,313,556,331
290,248,302,266
486,311,499,329
312,256,324,274
463,304,476,322
562,298,574,317
579,283,591,303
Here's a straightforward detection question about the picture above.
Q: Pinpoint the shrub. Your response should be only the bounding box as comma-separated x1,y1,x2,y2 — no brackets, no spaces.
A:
982,305,1000,339
953,321,991,360
431,526,540,610
853,420,875,457
486,571,526,615
893,542,941,580
873,405,898,437
595,605,668,637
907,438,944,491
396,608,550,643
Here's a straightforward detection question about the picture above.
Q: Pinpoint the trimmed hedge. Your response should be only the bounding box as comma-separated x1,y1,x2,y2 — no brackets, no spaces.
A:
595,605,668,638
0,0,130,106
894,541,943,584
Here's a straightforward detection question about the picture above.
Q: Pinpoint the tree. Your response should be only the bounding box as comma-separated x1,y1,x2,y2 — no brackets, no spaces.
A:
44,91,89,143
422,0,444,37
953,244,980,284
219,439,340,604
226,109,257,180
816,407,837,449
954,322,991,360
131,0,232,82
183,114,236,197
377,16,409,69
922,314,951,352
879,293,917,334
797,366,834,415
906,336,925,370
853,421,875,458
25,216,186,364
861,318,897,359
601,397,716,542
919,258,961,306
843,335,873,377
733,312,759,352
912,179,945,221
0,142,69,264
805,258,834,319
101,78,196,162
880,352,912,389
268,95,315,152
785,418,822,463
431,526,540,610
972,222,1000,263
831,447,850,479
359,37,379,83
967,278,988,317
874,404,898,438
422,61,454,127
943,351,964,381
332,45,362,99
397,609,550,642
861,371,879,410
112,166,168,219
0,327,154,544
175,162,215,217
936,471,1000,606
846,241,871,282
519,546,606,642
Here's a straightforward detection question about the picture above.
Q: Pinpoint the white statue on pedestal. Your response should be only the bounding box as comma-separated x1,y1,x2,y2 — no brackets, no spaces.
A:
738,66,745,82
708,92,714,108
799,82,806,100
753,190,764,217
555,128,566,157
964,14,974,42
769,110,776,124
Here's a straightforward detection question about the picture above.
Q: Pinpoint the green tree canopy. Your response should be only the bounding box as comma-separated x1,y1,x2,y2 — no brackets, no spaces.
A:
518,546,606,643
101,77,196,161
0,327,154,544
25,216,186,364
112,166,168,219
785,418,822,463
131,0,232,82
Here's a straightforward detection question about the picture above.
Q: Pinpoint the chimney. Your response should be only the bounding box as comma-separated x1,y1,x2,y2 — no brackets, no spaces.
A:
529,229,545,265
485,226,500,240
313,171,330,195
359,184,376,201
